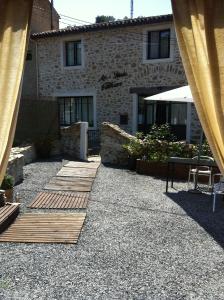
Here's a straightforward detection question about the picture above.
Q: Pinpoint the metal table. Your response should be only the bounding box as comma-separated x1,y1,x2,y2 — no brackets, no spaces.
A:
166,157,217,193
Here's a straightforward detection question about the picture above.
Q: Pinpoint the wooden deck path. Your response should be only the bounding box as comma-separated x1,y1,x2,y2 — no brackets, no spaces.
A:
44,176,94,192
64,161,100,169
28,191,89,209
0,203,20,234
57,167,97,178
0,213,86,244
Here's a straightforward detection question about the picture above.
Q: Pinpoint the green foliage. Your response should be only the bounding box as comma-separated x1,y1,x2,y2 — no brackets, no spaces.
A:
95,15,115,23
146,124,177,142
1,175,14,190
123,137,143,158
123,124,212,163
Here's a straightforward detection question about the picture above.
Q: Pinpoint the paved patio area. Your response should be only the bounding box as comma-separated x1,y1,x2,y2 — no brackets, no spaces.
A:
0,160,224,299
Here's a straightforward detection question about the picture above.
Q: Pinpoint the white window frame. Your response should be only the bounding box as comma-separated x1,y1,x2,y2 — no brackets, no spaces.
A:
61,37,85,70
55,90,97,129
142,23,175,64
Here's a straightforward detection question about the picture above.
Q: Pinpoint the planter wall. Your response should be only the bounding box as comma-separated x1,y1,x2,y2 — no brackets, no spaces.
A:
136,159,189,179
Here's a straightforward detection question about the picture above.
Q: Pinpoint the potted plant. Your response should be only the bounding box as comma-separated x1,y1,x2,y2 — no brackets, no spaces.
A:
1,175,14,203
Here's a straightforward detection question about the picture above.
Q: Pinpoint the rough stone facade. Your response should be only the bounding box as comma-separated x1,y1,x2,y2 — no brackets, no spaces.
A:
60,123,81,159
21,0,59,100
33,20,188,132
100,122,133,166
24,16,202,142
31,0,59,33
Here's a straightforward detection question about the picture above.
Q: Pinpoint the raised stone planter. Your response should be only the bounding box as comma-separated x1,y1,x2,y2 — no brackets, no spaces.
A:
136,159,189,179
100,122,133,166
7,154,24,184
60,123,81,159
11,144,36,165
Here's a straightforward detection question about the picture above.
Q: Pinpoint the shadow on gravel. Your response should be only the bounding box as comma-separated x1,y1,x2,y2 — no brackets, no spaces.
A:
166,191,224,248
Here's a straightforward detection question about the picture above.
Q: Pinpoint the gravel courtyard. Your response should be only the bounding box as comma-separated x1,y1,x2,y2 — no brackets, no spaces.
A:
0,159,224,299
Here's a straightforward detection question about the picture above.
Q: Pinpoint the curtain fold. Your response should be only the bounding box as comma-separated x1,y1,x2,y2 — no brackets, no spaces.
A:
171,0,224,174
0,0,33,184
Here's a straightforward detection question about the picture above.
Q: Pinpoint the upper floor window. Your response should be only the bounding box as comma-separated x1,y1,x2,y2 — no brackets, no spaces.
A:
65,40,82,66
147,29,170,60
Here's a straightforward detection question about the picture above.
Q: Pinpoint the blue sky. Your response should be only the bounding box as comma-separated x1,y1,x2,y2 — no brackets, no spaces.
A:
54,0,172,27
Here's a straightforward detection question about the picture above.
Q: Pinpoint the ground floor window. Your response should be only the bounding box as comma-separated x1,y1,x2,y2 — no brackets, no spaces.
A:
59,96,94,127
137,95,187,139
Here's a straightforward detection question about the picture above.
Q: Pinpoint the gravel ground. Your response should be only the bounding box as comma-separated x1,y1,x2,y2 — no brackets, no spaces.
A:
0,160,224,299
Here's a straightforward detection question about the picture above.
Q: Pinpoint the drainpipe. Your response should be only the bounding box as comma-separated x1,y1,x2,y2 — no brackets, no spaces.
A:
50,0,54,30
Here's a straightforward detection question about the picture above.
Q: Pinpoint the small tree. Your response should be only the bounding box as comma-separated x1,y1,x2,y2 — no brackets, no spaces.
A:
95,15,115,23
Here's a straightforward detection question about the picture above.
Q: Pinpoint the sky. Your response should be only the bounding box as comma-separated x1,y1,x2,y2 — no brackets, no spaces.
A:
53,0,172,28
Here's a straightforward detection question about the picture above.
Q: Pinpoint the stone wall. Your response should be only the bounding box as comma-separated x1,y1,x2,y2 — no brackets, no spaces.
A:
6,145,36,185
100,122,133,166
34,21,187,133
60,123,81,159
15,99,60,144
31,0,59,33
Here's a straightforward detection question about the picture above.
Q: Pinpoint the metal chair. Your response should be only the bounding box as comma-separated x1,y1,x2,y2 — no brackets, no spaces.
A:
212,173,224,212
188,156,214,190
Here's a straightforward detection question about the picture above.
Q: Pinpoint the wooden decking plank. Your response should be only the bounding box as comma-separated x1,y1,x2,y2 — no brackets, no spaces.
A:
57,167,97,178
0,212,86,244
29,192,89,209
64,161,100,169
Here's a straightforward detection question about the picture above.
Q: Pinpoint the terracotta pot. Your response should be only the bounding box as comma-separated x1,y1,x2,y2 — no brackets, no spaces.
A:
4,188,13,203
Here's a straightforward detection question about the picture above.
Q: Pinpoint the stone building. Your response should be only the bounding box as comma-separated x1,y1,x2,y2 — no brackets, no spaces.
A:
27,14,200,142
21,0,60,100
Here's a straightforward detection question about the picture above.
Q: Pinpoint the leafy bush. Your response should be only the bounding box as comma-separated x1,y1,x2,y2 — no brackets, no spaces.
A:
1,175,14,190
123,137,144,158
123,124,212,163
145,124,177,142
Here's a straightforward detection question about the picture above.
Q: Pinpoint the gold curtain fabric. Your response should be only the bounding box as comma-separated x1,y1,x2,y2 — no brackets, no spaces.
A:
171,0,224,174
0,0,33,184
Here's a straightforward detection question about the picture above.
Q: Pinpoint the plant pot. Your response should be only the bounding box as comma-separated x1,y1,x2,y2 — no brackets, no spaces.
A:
4,188,13,203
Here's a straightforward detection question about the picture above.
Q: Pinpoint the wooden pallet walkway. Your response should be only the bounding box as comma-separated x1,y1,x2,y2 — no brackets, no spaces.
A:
0,203,20,234
64,161,100,169
0,213,86,244
57,167,97,178
44,176,93,192
28,191,89,209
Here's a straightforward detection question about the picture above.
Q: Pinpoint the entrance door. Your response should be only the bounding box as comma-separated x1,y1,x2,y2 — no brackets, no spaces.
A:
156,101,168,125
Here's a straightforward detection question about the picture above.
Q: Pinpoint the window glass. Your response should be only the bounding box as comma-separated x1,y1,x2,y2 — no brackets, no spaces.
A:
171,103,187,125
160,30,170,58
148,31,159,59
64,98,71,125
88,97,94,127
146,104,153,124
147,29,170,60
59,97,94,127
65,41,81,66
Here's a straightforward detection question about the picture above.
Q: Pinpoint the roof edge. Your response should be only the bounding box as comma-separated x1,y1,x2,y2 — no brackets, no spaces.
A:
32,14,173,39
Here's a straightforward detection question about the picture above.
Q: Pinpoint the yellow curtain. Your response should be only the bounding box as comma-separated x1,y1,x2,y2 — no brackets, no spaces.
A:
171,0,224,174
0,0,33,184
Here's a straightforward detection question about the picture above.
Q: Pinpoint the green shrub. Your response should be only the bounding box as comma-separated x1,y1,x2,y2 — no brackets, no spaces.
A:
123,124,213,163
123,137,144,158
1,175,14,190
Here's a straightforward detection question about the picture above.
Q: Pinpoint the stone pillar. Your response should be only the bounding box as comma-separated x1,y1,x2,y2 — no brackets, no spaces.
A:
80,122,88,161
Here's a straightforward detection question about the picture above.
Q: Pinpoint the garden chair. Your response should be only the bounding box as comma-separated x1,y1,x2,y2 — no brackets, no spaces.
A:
188,156,214,190
212,173,224,212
